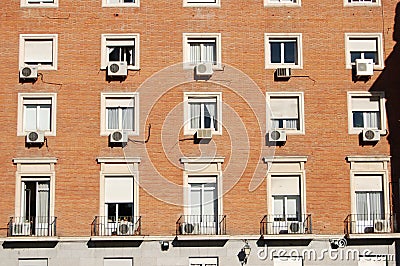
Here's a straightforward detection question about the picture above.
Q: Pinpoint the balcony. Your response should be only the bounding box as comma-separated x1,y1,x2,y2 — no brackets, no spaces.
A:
344,214,395,235
91,216,141,236
260,214,312,235
176,215,226,235
7,216,57,237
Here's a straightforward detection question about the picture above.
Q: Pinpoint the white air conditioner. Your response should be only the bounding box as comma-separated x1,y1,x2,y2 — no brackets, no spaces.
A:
269,130,287,142
355,59,374,77
107,62,128,77
12,222,31,236
181,223,199,235
117,222,133,235
287,221,302,234
26,131,45,144
374,220,389,233
195,63,213,76
275,68,291,78
109,131,128,143
19,66,38,79
362,129,380,142
196,129,212,139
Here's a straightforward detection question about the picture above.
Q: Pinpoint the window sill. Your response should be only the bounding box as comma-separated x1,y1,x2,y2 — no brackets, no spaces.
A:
348,129,386,135
17,131,56,137
265,65,302,70
102,4,139,7
101,131,139,137
183,3,220,7
184,129,222,136
20,4,58,8
344,3,380,7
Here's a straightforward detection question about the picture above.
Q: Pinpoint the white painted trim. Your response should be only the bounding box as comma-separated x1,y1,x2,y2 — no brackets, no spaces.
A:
264,0,301,7
183,0,220,7
344,33,384,69
344,0,380,7
102,0,139,7
264,33,303,69
96,157,141,163
19,34,58,70
20,0,58,9
13,158,58,164
180,157,225,164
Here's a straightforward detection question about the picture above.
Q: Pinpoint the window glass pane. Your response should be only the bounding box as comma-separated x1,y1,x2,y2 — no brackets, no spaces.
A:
107,108,119,130
273,196,284,217
124,0,135,2
284,42,296,63
364,52,377,64
107,203,117,221
270,42,281,63
364,111,380,129
108,47,122,62
203,43,216,64
189,43,201,64
353,111,364,128
203,184,216,217
356,192,368,219
38,104,51,131
190,185,201,216
190,103,201,129
369,192,383,219
122,107,134,130
118,203,133,219
204,103,217,130
351,52,362,63
25,105,37,131
286,196,300,220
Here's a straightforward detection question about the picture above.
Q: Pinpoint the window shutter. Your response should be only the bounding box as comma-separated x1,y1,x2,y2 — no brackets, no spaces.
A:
106,98,135,108
348,38,377,52
24,40,53,63
105,177,134,203
354,175,382,191
271,176,300,195
106,39,135,46
351,96,380,111
269,97,299,119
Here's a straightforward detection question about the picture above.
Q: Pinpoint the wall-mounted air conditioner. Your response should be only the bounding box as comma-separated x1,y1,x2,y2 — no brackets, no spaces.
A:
26,131,45,144
362,129,380,142
195,62,213,76
355,59,374,77
181,223,199,235
196,129,212,139
19,66,38,79
287,221,302,234
275,68,291,78
117,222,133,235
268,130,287,142
374,220,389,233
107,62,128,77
109,131,128,143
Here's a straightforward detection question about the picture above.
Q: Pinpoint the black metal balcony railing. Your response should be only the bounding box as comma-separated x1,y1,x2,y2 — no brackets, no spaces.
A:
7,216,57,237
344,213,394,235
260,214,312,235
91,216,141,236
176,215,226,235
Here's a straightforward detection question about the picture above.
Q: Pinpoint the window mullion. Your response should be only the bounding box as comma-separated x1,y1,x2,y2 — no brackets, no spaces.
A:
280,42,285,64
36,105,41,130
200,103,205,129
118,108,123,130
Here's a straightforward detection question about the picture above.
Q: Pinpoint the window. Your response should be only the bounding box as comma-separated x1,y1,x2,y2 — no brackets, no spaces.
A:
19,259,48,266
17,93,57,136
189,257,218,266
345,33,383,69
273,257,303,266
19,34,58,70
13,158,57,237
267,92,304,134
101,34,140,70
104,258,133,266
100,93,139,136
265,156,307,234
347,156,390,234
97,157,140,236
347,92,386,134
265,34,302,69
183,0,220,7
345,0,379,7
21,0,57,8
102,0,139,7
183,33,221,68
264,0,300,7
184,92,222,135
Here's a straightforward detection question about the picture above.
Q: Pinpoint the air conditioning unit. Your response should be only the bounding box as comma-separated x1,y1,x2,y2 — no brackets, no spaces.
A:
374,220,389,233
268,130,287,142
109,131,128,143
275,68,291,78
287,221,302,234
196,129,212,139
195,62,213,76
355,59,374,77
12,222,31,236
117,222,133,235
19,66,38,79
181,223,199,235
26,131,45,144
107,62,128,77
362,129,380,142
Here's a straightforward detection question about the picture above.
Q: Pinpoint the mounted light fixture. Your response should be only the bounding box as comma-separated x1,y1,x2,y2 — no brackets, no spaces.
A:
159,240,169,251
237,240,251,265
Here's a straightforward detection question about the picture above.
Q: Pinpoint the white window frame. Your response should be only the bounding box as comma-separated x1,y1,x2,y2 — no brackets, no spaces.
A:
266,92,305,135
21,0,58,8
17,93,57,136
265,33,303,69
347,156,390,222
344,0,380,7
19,34,58,70
189,257,218,266
101,34,140,70
102,0,139,7
100,92,139,136
13,158,57,220
97,157,140,220
183,0,220,7
347,91,386,134
183,92,222,136
19,259,48,266
264,0,301,7
264,156,307,220
183,33,222,69
345,33,383,69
